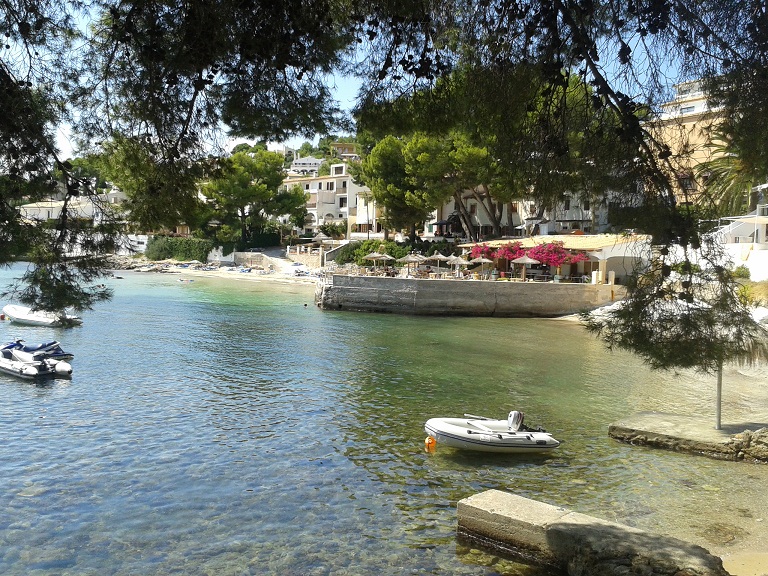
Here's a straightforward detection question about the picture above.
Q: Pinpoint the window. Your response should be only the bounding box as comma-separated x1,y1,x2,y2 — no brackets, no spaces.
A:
564,197,571,210
342,180,347,188
681,105,695,114
678,174,696,190
583,199,590,211
339,197,347,208
327,182,334,190
333,165,344,175
305,184,309,190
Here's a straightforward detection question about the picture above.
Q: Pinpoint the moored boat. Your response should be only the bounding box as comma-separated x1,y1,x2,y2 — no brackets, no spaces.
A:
0,347,73,380
424,411,560,453
2,304,82,327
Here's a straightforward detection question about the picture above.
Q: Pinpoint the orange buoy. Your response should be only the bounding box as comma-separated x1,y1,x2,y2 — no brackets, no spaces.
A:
424,436,436,452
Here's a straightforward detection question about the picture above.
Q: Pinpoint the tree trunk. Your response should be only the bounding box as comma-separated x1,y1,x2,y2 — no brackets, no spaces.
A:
453,191,477,241
240,209,248,244
471,185,503,237
716,361,723,430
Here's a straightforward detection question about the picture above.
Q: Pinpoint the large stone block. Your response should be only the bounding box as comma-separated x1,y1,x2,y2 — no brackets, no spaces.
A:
457,490,729,576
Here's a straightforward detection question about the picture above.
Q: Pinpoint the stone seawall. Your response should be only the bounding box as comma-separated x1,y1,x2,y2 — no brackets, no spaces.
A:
457,490,729,576
608,412,768,463
315,275,625,317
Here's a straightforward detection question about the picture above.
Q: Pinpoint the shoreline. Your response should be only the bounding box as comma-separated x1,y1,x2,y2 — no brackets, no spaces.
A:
169,266,319,286
113,255,321,287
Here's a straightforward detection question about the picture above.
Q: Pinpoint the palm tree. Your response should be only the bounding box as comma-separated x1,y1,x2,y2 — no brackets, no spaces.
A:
695,128,761,216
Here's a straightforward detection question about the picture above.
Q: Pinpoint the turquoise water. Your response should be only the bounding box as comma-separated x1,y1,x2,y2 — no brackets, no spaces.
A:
1,264,767,575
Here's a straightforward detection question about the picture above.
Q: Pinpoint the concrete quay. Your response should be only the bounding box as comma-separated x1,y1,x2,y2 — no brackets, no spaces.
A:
315,275,625,317
457,490,729,576
608,412,768,463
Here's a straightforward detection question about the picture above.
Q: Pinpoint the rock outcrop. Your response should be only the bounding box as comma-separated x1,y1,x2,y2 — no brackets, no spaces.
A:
728,428,768,462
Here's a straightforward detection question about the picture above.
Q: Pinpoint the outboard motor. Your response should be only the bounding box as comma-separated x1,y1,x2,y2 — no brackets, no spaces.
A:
508,410,525,432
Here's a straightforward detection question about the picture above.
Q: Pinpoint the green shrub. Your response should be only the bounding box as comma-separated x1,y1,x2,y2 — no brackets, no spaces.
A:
333,241,362,264
732,264,751,279
145,236,214,262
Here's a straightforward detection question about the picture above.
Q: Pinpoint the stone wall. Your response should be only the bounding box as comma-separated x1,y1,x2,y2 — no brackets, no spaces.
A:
316,275,625,317
287,252,322,269
232,252,268,267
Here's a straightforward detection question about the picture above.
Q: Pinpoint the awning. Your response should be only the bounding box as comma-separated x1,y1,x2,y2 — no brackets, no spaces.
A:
459,233,651,251
725,215,768,225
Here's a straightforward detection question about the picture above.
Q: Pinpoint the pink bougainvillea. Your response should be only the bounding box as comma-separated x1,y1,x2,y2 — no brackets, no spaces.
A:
471,241,590,267
567,251,590,264
470,244,496,259
493,242,526,261
528,241,570,267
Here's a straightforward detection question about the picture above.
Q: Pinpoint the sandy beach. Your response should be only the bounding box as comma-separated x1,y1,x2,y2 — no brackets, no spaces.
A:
169,265,320,286
118,250,323,288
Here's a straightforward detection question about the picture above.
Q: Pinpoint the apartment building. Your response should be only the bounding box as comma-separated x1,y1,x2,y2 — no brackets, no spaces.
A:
289,155,324,176
282,163,381,237
655,80,722,204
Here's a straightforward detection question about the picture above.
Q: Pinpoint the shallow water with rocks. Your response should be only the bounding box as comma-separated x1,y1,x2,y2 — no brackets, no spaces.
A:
1,263,767,575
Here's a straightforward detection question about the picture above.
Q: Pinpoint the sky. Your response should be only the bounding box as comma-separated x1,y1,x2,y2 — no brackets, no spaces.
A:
56,74,362,159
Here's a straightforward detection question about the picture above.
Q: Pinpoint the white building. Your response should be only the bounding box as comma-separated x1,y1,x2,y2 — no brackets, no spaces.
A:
422,189,616,242
18,188,150,255
715,202,768,281
282,163,381,237
289,155,324,176
19,189,127,224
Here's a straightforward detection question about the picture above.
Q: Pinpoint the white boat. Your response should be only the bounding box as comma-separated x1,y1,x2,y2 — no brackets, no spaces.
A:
2,304,82,327
0,347,73,380
424,411,560,454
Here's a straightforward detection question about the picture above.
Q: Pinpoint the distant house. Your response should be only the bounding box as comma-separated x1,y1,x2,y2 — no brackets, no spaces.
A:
282,163,380,237
330,142,359,162
19,189,127,224
289,155,324,176
18,188,152,255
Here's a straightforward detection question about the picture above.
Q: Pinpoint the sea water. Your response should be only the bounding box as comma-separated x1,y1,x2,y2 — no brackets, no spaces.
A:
1,263,767,575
